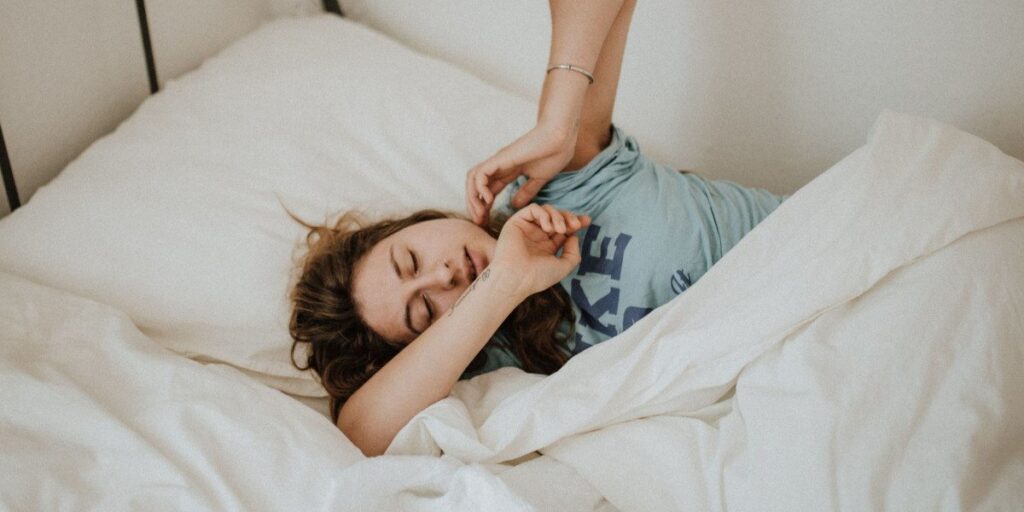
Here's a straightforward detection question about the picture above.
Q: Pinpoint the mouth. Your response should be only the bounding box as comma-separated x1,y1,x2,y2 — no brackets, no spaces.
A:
463,246,477,281
464,246,485,281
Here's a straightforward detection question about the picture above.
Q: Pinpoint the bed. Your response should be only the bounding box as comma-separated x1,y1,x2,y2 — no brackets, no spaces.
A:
1,10,1023,512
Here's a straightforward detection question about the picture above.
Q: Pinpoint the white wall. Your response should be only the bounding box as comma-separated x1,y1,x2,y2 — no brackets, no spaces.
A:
0,0,322,217
343,0,1024,194
147,0,275,88
146,0,323,88
3,0,1019,216
0,0,151,215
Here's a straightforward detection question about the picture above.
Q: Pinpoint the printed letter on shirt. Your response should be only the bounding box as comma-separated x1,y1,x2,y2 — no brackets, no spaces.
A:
577,224,632,280
570,279,620,337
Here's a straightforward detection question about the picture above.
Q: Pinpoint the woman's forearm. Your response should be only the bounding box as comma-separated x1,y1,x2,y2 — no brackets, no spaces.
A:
547,0,625,78
538,0,624,127
574,0,636,164
539,0,630,169
337,266,526,456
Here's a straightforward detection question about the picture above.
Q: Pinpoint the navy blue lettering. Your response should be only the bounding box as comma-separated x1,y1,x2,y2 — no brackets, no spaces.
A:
578,224,632,280
570,279,619,337
670,269,692,295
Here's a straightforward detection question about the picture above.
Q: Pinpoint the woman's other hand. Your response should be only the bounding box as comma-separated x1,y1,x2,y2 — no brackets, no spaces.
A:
491,204,590,299
465,120,579,225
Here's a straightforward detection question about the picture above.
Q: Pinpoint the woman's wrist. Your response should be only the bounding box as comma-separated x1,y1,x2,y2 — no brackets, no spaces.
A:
537,69,588,139
481,262,536,303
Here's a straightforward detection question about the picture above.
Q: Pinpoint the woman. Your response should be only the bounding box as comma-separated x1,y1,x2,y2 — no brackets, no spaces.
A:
290,0,783,456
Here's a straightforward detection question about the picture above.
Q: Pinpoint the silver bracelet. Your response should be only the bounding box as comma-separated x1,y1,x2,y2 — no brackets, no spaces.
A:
546,64,595,84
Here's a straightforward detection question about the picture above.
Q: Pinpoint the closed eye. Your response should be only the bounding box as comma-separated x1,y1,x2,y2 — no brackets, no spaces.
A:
410,249,432,327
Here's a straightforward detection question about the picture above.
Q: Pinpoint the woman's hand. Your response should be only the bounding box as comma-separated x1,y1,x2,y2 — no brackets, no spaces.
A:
465,120,579,226
490,204,591,299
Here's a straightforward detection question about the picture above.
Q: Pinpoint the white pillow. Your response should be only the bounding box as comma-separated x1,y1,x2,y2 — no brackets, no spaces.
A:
0,15,535,396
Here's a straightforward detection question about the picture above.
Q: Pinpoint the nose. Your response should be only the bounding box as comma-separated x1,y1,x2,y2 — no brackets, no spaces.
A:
413,260,457,292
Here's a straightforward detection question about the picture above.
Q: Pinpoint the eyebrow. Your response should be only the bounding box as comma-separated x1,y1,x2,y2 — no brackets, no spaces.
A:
391,245,420,337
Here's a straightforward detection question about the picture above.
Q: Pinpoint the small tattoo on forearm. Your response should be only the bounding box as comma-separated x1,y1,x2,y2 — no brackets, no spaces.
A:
448,268,491,316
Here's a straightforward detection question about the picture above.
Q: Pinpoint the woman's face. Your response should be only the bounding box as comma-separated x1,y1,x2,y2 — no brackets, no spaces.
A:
351,218,497,344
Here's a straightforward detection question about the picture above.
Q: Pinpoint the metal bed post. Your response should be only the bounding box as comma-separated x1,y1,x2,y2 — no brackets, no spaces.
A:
322,0,344,16
134,0,159,94
0,120,18,211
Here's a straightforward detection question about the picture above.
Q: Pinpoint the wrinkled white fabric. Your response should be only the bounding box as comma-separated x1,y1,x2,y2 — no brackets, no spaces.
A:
1,270,605,511
388,112,1024,510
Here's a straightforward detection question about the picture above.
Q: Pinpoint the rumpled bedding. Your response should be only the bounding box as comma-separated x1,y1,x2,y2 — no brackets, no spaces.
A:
387,111,1024,510
2,112,1022,510
0,270,606,511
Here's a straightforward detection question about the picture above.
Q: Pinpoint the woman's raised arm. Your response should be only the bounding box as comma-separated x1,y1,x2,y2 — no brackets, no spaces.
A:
466,0,636,224
561,0,636,169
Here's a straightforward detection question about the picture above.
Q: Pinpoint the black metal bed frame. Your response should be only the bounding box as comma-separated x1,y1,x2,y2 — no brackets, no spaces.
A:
0,1,344,213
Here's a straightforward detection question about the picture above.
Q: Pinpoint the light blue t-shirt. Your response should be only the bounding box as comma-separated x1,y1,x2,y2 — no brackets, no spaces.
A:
462,126,784,378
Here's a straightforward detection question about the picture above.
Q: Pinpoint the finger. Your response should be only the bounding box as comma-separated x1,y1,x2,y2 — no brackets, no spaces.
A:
479,201,492,225
552,210,587,233
535,205,554,233
559,234,582,267
525,204,553,232
565,211,581,232
465,167,485,223
483,172,521,214
512,178,549,209
567,212,588,232
472,194,487,225
465,169,477,221
465,198,476,225
467,191,483,225
488,177,510,198
560,210,581,232
466,193,481,225
475,167,495,206
543,205,566,234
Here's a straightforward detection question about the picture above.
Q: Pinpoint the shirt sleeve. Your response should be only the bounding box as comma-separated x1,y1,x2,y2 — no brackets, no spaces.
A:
502,125,642,216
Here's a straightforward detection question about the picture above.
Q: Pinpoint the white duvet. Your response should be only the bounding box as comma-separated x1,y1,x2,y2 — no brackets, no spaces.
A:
2,113,1022,510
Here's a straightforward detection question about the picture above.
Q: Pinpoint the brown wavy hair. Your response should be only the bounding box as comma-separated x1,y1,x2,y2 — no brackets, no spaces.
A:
288,209,575,422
